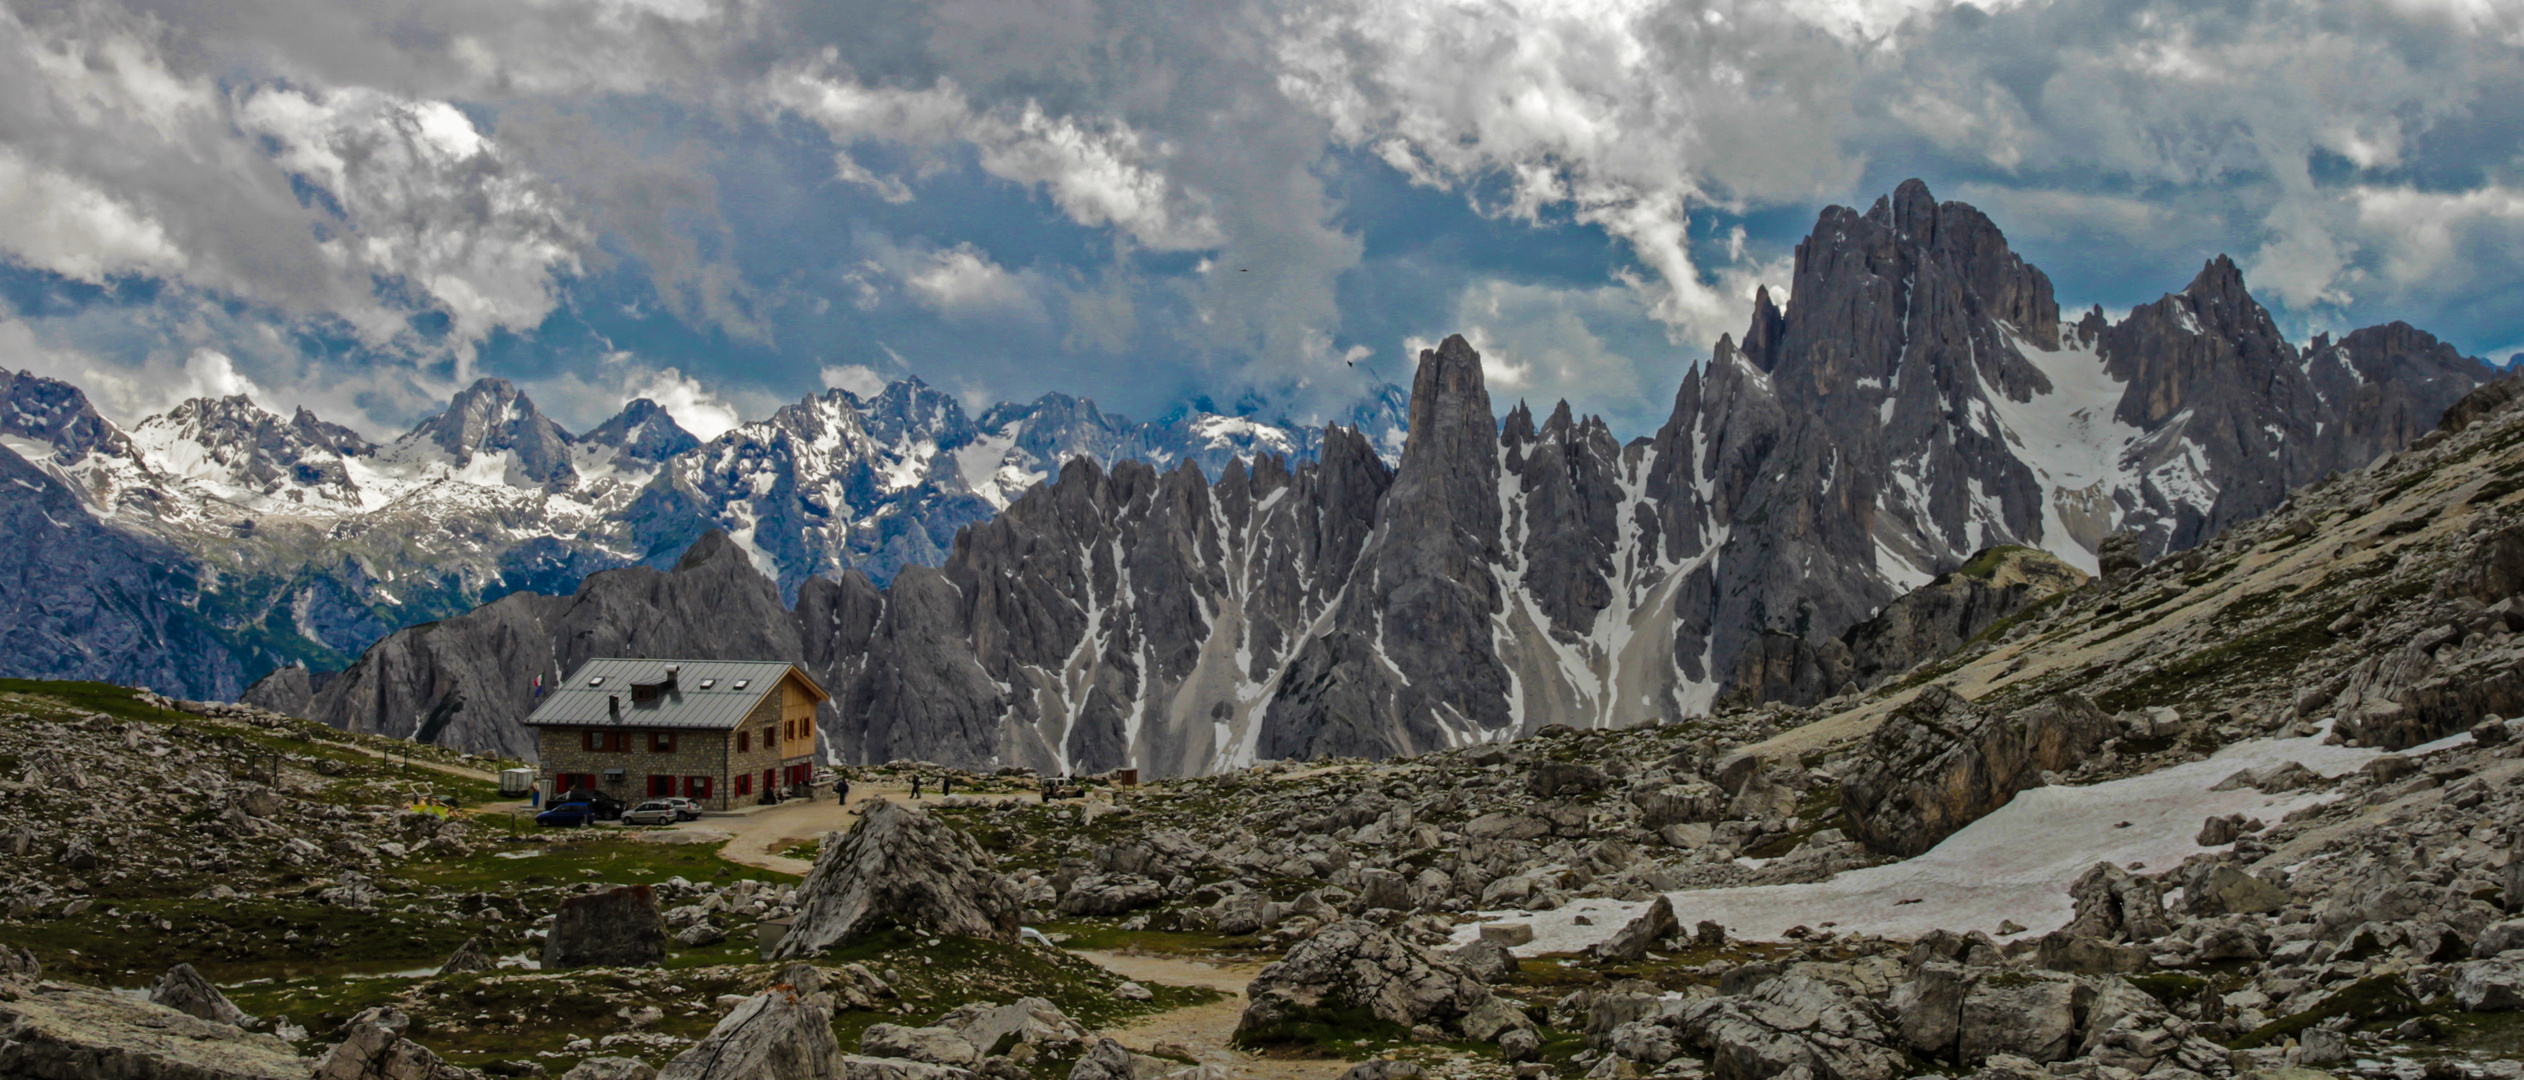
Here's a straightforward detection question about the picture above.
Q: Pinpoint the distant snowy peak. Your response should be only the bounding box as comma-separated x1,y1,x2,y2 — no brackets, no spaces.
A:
128,395,373,513
390,377,578,490
579,398,700,466
0,365,136,465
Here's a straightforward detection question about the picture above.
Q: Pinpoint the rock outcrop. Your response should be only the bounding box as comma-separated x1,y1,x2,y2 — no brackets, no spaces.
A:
1839,687,2115,856
769,800,1021,958
1726,546,2088,707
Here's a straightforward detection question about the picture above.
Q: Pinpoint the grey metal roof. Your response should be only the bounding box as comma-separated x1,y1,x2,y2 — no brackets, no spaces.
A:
520,658,826,730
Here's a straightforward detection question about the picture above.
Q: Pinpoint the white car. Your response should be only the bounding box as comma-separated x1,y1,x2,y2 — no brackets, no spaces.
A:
622,800,681,826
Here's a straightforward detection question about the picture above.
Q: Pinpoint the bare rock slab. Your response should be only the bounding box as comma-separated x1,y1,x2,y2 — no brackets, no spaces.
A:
0,980,306,1080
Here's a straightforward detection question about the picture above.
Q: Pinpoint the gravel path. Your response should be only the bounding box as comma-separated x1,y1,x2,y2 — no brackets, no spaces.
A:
1069,950,1353,1080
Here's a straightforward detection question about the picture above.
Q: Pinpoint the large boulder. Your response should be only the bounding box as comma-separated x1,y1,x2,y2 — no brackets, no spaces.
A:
934,997,1088,1056
439,938,493,976
2059,863,2172,943
563,1060,659,1080
1891,961,1968,1058
1590,896,1679,963
1235,919,1491,1043
859,1025,979,1067
0,980,306,1080
1056,875,1164,917
771,800,1021,959
1957,972,2083,1063
2453,958,2524,1011
313,1007,475,1080
660,989,843,1080
545,885,670,969
1840,688,2115,857
1675,974,1903,1080
148,963,253,1027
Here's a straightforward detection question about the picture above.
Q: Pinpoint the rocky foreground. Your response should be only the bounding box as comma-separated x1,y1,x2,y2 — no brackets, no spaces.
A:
10,380,2524,1076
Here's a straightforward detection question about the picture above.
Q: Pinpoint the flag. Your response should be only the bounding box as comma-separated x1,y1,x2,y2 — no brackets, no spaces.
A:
533,674,544,698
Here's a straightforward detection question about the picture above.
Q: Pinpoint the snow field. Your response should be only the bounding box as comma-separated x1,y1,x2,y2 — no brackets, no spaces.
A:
1454,723,2479,954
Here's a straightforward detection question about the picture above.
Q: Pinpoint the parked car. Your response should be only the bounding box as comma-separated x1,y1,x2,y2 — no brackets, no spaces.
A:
662,797,702,821
622,800,680,826
535,802,596,828
555,789,628,821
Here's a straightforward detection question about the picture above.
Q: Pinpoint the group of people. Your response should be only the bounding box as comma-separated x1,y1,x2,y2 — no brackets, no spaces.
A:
823,773,956,802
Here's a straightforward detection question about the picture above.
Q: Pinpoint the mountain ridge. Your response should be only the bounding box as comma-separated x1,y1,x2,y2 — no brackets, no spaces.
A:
0,358,1407,698
275,180,2497,774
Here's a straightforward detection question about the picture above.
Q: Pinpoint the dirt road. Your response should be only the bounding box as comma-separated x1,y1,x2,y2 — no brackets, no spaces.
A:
1070,950,1353,1080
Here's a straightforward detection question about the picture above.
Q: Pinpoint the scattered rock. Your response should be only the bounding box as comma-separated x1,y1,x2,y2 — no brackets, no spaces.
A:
314,1007,474,1080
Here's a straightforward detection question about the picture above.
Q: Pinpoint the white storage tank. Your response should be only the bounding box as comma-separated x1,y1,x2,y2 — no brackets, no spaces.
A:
499,768,536,797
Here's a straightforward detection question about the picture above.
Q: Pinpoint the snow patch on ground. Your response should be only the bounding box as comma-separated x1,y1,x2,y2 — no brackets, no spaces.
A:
1456,724,2424,953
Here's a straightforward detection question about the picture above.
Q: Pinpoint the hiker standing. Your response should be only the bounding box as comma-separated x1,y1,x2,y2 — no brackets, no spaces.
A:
834,776,850,804
911,775,923,799
941,775,954,797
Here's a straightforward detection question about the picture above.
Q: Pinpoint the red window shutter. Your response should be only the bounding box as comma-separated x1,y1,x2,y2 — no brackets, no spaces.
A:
738,731,749,752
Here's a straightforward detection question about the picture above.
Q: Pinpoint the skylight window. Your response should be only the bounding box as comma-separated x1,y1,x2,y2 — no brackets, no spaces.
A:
587,676,606,686
732,679,750,690
698,678,717,689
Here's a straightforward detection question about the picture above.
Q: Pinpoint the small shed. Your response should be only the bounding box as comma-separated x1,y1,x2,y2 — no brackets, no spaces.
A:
498,768,537,796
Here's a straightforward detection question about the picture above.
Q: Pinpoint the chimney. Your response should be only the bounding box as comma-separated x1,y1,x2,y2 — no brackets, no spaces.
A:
608,694,621,723
665,665,679,692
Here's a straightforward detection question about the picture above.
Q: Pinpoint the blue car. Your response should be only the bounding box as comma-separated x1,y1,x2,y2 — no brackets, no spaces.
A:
535,802,596,827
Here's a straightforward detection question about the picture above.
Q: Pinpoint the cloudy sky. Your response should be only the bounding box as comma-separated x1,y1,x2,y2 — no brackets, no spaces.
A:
1,0,2517,441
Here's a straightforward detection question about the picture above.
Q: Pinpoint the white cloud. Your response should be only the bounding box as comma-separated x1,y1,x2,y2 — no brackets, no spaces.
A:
622,363,744,440
820,363,890,398
1272,0,1850,351
234,85,588,354
0,147,186,282
767,70,1225,251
